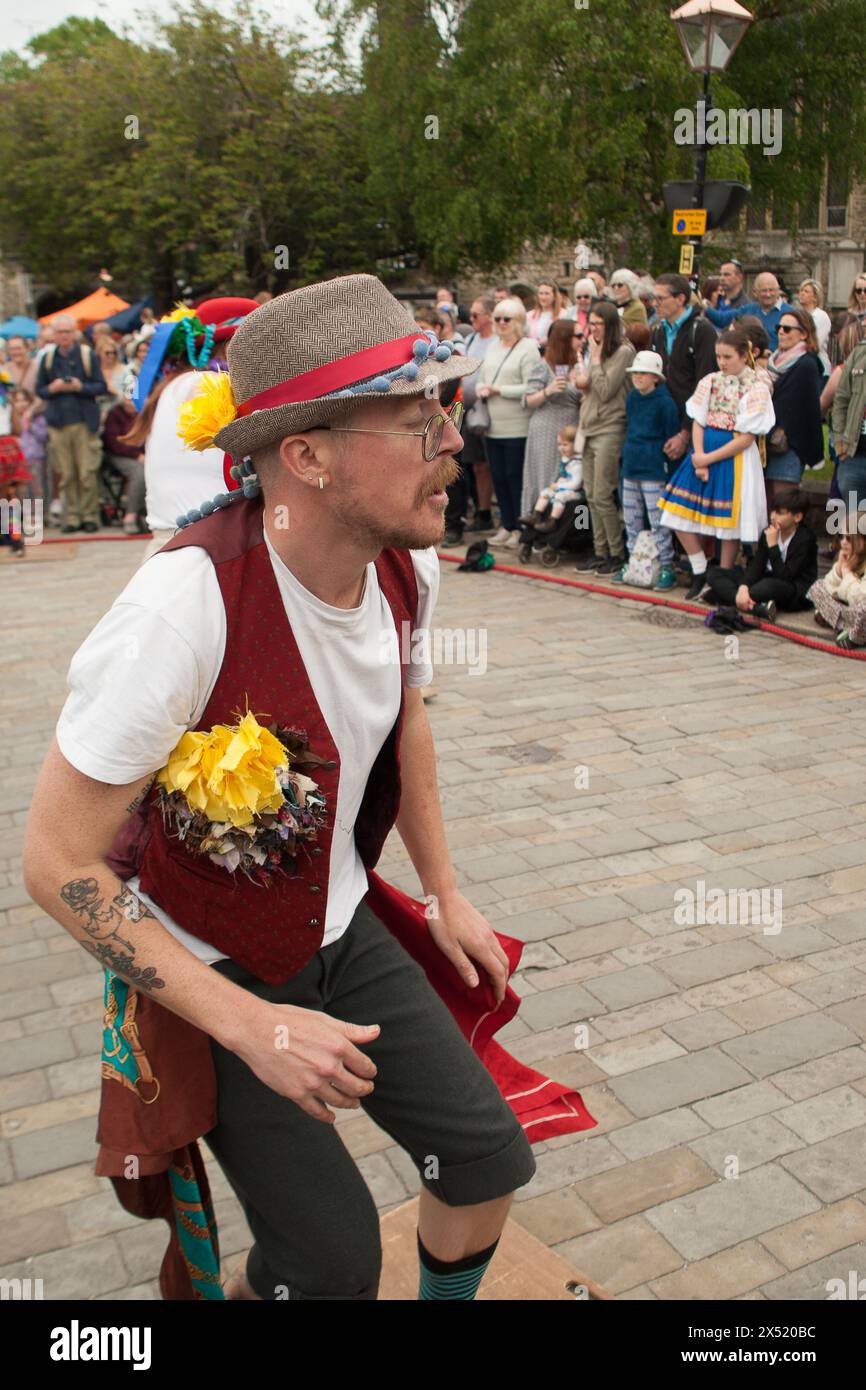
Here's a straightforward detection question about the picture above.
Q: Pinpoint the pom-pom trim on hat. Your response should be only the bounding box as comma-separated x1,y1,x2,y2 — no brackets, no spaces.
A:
316,331,453,403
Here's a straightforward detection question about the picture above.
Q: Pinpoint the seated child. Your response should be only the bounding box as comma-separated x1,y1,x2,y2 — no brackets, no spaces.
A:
613,349,681,591
807,527,866,649
518,424,583,533
705,487,818,622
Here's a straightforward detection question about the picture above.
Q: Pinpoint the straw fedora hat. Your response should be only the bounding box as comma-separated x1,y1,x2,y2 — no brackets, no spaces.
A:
213,274,480,459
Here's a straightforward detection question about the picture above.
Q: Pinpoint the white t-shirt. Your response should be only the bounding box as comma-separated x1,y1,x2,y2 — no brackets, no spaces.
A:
144,373,229,532
56,532,439,963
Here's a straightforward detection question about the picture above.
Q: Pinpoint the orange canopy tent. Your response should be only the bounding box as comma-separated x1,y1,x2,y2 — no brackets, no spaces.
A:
40,287,130,329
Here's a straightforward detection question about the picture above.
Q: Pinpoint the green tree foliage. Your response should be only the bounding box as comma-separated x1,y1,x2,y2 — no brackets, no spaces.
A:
27,17,116,63
0,3,382,301
1,1,864,292
317,0,866,273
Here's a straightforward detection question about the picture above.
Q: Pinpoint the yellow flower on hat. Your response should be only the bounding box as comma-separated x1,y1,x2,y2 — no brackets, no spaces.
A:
177,371,238,451
157,711,287,827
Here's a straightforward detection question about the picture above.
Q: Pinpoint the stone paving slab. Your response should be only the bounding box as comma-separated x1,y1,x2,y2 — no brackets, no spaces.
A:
2,540,866,1300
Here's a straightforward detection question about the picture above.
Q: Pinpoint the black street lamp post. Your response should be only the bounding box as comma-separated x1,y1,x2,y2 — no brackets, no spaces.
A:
670,0,754,287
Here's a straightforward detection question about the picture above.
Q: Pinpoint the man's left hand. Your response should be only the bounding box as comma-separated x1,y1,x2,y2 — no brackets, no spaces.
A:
426,890,510,1005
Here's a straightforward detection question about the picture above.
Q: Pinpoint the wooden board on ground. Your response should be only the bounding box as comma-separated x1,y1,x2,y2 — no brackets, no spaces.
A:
378,1197,613,1300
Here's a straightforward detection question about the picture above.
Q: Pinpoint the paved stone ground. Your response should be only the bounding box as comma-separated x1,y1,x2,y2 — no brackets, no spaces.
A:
2,537,866,1301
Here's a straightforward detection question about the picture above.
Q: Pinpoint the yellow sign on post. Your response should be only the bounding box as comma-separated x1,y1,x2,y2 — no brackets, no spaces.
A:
672,209,707,236
679,243,695,276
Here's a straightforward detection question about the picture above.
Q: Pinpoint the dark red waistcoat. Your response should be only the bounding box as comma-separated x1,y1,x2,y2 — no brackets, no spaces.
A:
106,498,418,984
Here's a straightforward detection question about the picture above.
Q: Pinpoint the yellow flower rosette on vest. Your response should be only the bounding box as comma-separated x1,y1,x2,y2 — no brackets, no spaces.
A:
157,711,287,827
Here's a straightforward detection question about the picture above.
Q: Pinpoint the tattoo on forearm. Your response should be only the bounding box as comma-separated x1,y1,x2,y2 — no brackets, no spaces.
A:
59,877,165,992
125,775,155,816
79,938,165,992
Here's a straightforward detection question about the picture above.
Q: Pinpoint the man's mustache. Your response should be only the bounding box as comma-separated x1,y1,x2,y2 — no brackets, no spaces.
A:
419,457,461,500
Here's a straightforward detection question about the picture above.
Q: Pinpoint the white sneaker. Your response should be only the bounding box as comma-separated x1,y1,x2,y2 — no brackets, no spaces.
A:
503,531,521,549
488,526,512,546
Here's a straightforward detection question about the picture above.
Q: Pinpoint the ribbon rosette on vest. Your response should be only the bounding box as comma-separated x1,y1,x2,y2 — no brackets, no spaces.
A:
156,709,334,880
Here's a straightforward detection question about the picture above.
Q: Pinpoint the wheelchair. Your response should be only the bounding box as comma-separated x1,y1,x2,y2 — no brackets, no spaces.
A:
517,490,594,568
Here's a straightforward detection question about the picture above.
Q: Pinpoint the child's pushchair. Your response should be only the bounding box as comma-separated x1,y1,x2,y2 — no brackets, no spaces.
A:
517,489,593,568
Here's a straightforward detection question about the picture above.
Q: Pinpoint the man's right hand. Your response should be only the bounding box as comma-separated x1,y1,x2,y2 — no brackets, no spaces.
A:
664,430,690,461
47,378,68,394
736,585,754,611
235,1001,380,1123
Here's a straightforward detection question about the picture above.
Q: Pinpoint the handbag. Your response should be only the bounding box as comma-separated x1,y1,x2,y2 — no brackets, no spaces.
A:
767,426,790,456
465,343,518,436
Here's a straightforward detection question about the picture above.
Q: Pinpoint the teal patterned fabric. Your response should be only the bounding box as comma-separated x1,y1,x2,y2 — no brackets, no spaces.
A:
101,972,139,1088
168,1160,224,1301
101,969,225,1299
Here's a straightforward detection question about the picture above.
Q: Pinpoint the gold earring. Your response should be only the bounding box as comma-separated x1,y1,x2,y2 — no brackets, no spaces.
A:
318,475,325,490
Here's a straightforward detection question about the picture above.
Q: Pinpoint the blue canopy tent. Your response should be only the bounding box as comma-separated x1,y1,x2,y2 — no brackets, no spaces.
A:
0,315,41,339
101,297,156,336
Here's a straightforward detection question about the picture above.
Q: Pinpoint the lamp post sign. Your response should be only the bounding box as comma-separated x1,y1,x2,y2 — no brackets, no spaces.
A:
672,209,707,236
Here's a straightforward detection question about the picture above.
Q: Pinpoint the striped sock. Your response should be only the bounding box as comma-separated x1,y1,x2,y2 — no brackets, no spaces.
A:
416,1232,500,1301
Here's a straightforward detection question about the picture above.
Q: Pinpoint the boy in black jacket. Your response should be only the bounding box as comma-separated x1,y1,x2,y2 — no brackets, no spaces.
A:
704,487,817,622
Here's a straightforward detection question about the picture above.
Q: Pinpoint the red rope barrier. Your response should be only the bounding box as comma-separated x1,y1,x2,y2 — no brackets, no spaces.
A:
438,552,866,662
31,534,151,545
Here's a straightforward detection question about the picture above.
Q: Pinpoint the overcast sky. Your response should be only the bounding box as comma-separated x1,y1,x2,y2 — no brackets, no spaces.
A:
7,0,329,52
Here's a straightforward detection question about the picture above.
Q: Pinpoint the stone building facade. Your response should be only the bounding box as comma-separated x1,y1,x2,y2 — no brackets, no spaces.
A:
448,171,866,313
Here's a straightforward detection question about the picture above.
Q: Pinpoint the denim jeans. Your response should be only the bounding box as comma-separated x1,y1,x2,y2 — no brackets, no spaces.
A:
836,451,866,512
485,436,527,531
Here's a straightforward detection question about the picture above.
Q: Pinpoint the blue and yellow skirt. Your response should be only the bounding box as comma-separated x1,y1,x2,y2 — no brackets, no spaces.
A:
658,426,742,534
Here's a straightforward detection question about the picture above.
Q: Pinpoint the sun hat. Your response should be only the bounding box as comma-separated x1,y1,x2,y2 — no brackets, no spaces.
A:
626,349,666,379
206,274,480,459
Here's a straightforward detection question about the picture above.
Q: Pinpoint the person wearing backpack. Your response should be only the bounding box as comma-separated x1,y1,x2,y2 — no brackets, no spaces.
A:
35,313,107,532
611,350,681,590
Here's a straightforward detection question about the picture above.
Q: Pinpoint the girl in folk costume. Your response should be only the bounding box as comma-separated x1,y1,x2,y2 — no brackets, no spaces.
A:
658,326,775,600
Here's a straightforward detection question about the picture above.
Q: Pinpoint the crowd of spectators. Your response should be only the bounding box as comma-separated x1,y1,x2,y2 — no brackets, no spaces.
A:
427,264,866,645
3,266,866,645
0,309,157,535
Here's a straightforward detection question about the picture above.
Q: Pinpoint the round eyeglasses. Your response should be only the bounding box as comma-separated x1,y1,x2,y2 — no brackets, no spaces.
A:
313,400,464,462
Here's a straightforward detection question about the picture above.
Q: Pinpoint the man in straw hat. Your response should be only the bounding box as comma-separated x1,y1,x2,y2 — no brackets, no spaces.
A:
24,275,594,1301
